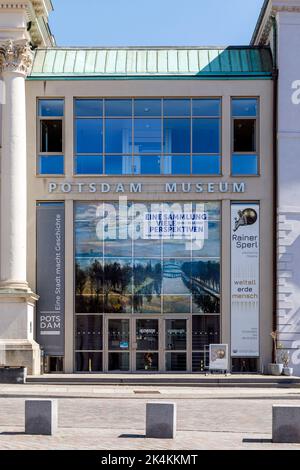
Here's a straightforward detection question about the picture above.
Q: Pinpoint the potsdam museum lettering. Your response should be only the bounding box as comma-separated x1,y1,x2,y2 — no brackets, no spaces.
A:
1,0,300,375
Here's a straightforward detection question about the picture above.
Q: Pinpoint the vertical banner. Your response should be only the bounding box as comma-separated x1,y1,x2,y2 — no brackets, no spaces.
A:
36,203,65,356
231,203,260,357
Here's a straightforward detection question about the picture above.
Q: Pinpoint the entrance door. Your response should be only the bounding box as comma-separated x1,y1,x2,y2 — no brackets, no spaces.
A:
106,318,131,372
104,316,190,372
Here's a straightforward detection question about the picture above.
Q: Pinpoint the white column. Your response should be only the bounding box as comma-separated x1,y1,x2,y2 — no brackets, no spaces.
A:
0,40,40,375
0,40,32,290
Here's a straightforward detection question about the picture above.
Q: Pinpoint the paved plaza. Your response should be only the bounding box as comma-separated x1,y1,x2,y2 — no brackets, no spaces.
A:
0,385,300,450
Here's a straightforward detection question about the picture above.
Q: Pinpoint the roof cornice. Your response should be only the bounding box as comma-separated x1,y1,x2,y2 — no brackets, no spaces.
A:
252,1,300,45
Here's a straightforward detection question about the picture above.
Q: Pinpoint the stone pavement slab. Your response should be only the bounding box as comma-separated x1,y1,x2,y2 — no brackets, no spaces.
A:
0,394,300,449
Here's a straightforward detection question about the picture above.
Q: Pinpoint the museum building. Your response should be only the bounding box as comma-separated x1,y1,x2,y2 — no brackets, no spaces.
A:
0,0,300,376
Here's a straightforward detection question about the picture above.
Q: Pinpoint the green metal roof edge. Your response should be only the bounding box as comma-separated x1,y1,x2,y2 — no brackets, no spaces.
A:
27,73,273,81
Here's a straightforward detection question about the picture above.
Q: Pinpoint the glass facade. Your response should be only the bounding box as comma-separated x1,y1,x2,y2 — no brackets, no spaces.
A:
74,98,221,176
74,201,221,372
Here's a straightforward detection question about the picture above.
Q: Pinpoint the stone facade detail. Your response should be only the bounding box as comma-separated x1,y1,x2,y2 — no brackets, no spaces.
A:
0,39,33,75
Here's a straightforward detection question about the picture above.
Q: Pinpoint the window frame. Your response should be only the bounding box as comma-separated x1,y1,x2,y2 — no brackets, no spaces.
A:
231,97,260,177
37,98,65,176
73,97,222,177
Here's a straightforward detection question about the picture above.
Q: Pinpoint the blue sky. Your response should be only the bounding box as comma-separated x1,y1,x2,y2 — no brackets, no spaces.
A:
50,0,265,47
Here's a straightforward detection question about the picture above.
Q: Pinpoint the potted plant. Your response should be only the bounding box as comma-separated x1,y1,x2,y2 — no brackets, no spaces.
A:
280,350,293,376
268,331,284,375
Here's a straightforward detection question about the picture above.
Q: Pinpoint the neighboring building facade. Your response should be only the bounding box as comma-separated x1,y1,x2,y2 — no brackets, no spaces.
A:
0,0,298,375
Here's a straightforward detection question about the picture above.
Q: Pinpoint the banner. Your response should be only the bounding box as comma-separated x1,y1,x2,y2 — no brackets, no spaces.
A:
231,203,260,357
36,203,65,356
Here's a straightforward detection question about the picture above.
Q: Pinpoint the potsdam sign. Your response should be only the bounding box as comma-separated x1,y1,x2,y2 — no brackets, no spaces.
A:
48,181,246,194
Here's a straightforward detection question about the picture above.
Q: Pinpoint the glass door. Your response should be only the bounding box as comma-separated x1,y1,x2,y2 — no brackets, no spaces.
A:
165,319,188,372
135,319,159,372
107,318,130,372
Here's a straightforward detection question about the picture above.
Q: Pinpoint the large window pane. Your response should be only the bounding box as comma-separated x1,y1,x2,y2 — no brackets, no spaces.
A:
163,119,191,153
108,352,130,371
233,119,256,152
192,316,220,350
232,154,258,175
134,259,162,295
75,155,103,175
105,155,132,175
192,99,220,117
192,119,220,153
76,315,103,350
41,120,62,152
105,118,132,153
133,155,162,174
39,99,64,117
134,119,162,153
108,319,130,350
136,319,159,350
134,99,161,117
163,99,190,116
232,98,257,117
165,320,187,350
192,155,220,175
39,155,64,175
76,119,103,153
75,352,102,372
136,352,158,371
163,155,190,175
166,353,186,371
75,99,103,117
105,99,132,116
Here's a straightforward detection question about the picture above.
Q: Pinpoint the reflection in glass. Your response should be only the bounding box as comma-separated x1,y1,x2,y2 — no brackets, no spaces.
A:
163,155,190,175
108,353,130,371
76,119,103,153
105,155,132,175
163,119,191,153
192,155,220,175
166,353,186,371
192,352,208,372
39,155,64,175
105,119,132,153
136,320,159,350
163,296,190,314
192,99,220,117
74,202,221,316
192,316,220,349
163,99,190,116
76,315,103,350
75,259,104,313
39,99,64,117
75,352,103,372
75,99,103,117
192,119,220,153
163,259,191,294
134,99,161,117
75,155,103,175
133,155,161,175
136,353,158,371
232,98,257,117
134,119,162,153
105,99,132,116
165,320,187,350
232,154,258,176
108,319,130,350
190,260,220,313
